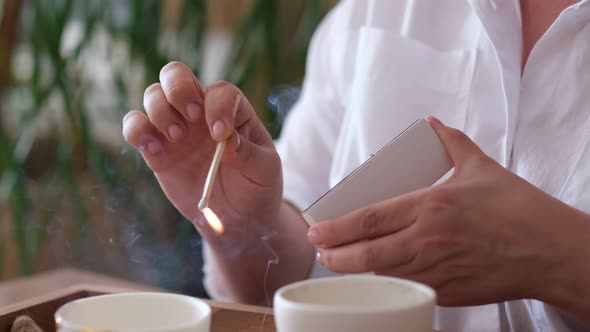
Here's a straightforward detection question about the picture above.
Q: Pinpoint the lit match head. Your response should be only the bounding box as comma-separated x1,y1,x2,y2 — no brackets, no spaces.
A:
202,207,224,234
198,197,209,211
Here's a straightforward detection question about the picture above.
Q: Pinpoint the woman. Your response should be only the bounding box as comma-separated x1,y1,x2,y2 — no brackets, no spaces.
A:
122,0,590,330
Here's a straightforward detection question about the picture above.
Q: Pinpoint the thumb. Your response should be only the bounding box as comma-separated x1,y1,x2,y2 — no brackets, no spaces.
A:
426,116,485,167
222,129,281,187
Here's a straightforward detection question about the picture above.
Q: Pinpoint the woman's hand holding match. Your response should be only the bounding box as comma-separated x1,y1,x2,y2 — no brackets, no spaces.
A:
122,61,283,240
123,61,314,305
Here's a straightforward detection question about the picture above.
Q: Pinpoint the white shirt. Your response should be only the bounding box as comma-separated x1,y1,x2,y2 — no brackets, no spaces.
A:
275,0,590,331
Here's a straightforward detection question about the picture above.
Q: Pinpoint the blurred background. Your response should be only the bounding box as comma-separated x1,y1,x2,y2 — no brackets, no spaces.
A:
0,0,336,298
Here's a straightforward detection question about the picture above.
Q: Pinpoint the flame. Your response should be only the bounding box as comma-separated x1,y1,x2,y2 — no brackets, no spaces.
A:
203,208,224,234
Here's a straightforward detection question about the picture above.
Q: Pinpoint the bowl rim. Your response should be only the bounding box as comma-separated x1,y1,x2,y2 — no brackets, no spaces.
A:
273,275,436,314
54,292,211,331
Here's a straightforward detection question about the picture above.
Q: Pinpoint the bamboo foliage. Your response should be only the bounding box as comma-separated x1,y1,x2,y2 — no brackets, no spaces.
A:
0,0,333,293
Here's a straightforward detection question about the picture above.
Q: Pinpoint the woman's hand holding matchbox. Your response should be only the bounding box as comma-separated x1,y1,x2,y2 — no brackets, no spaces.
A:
308,118,590,319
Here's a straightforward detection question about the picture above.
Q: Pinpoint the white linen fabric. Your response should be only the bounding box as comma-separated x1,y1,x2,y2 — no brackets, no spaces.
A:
205,0,590,330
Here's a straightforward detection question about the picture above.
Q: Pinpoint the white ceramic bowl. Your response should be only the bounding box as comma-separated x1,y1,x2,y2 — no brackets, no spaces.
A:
55,292,211,332
274,275,436,332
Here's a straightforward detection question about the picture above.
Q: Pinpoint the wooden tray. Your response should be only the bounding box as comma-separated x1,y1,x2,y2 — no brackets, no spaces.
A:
0,285,275,332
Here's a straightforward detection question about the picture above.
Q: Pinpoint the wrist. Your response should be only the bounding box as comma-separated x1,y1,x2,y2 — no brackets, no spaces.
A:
536,208,590,323
202,212,279,257
202,201,298,259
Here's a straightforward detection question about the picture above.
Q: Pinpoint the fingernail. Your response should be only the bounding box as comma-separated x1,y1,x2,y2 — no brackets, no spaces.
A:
307,228,322,246
186,103,202,122
212,121,226,140
426,116,443,126
315,250,322,263
122,112,133,123
168,124,184,141
145,139,163,154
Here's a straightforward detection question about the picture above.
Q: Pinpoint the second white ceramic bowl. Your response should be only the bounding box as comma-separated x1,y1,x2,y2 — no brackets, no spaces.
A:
274,275,436,332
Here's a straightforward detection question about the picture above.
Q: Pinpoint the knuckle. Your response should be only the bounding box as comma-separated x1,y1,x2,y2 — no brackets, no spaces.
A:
160,61,185,78
121,122,133,142
206,80,242,97
447,127,467,141
320,250,332,269
165,84,188,105
394,238,414,264
159,62,195,105
121,113,145,143
419,238,463,274
144,83,162,100
322,221,337,242
420,236,455,257
122,110,136,125
421,187,457,215
359,208,381,237
358,243,377,270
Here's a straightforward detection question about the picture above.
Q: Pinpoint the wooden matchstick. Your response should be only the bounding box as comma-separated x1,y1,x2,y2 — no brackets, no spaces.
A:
198,94,242,211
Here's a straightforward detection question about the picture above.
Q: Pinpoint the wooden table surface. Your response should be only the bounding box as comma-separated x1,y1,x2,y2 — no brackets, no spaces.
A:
0,268,275,332
0,268,159,307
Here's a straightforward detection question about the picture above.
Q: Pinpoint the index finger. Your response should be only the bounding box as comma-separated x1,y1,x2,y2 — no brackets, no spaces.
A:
308,191,421,249
159,61,205,123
